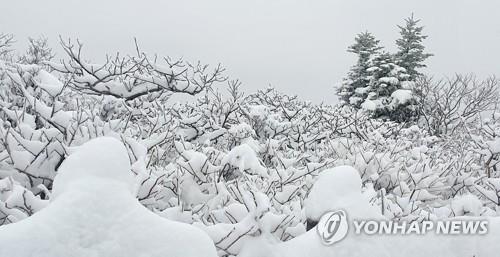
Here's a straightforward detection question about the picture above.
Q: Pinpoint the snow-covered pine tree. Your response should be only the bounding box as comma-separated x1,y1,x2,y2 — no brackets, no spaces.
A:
395,14,433,81
360,51,418,121
337,32,383,108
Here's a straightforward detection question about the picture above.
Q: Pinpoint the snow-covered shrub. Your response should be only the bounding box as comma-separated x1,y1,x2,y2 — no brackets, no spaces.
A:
0,177,47,225
0,36,226,226
418,75,499,136
0,137,218,257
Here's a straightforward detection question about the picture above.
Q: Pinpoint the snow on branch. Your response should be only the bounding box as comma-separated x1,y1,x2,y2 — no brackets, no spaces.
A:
48,38,227,101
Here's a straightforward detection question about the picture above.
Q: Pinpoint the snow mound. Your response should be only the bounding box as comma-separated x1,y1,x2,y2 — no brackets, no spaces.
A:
222,143,267,177
0,137,217,257
305,165,380,220
52,137,135,198
451,194,483,216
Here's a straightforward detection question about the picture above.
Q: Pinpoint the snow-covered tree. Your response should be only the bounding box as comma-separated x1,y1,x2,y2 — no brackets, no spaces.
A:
360,52,418,121
395,14,433,81
337,32,383,107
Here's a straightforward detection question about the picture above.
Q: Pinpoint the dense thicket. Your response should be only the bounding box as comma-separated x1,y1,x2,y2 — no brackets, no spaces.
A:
0,33,499,256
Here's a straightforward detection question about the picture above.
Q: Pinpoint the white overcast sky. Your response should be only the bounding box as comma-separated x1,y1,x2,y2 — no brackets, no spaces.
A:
1,0,499,103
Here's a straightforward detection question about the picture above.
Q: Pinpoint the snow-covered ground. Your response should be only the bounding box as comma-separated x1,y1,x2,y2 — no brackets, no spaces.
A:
0,137,217,257
2,144,498,257
240,166,500,257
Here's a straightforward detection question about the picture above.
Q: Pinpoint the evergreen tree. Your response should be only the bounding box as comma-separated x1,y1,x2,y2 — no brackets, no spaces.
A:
361,52,418,121
337,32,383,107
395,14,433,81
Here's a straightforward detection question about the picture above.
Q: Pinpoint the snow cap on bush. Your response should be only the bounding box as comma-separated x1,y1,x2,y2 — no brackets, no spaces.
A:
52,137,135,199
305,165,380,221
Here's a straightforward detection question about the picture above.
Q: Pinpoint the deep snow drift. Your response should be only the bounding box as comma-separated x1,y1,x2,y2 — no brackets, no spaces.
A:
0,137,217,257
